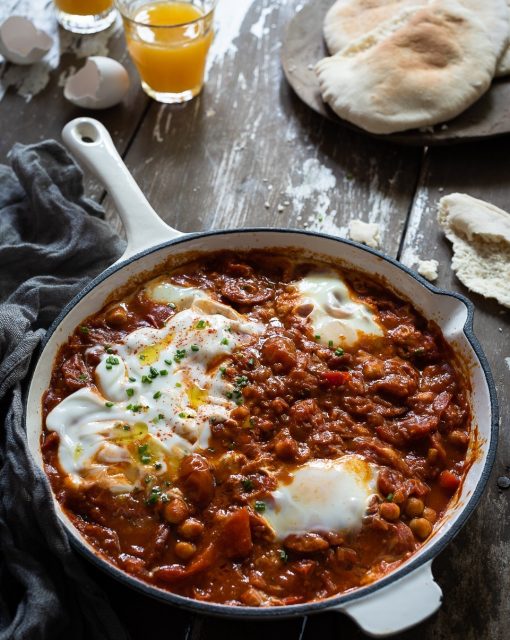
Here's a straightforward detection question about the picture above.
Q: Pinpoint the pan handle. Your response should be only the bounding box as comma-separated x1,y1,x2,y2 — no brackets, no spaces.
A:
62,117,182,261
332,560,442,637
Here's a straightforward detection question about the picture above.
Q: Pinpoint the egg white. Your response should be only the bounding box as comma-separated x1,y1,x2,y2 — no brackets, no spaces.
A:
46,281,263,493
262,455,378,540
296,270,383,347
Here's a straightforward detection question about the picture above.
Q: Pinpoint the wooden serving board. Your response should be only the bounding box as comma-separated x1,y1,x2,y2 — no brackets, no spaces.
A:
281,0,510,146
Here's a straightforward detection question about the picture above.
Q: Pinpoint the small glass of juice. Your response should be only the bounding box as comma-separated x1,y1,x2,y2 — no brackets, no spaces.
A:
116,0,216,103
54,0,117,34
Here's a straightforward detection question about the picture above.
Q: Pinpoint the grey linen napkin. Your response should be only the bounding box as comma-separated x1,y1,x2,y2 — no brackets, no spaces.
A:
0,141,129,640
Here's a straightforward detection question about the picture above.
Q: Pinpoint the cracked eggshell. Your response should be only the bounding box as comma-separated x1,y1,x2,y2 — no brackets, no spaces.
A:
0,16,53,65
64,56,130,110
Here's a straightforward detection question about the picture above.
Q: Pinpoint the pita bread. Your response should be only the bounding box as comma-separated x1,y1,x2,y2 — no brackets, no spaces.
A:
496,0,510,75
316,0,509,134
438,193,510,308
323,0,427,54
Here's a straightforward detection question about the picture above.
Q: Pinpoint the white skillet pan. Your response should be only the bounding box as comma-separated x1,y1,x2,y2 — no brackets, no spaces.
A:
25,117,498,637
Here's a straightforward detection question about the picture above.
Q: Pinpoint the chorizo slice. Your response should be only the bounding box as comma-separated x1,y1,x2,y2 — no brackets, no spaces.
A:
220,277,273,305
152,543,216,583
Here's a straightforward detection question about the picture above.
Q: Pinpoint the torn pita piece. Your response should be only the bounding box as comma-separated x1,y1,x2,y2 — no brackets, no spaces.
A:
438,193,510,308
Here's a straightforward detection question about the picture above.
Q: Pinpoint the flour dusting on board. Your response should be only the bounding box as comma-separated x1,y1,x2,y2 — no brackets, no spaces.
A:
208,0,256,66
0,0,120,102
250,5,275,39
400,187,432,267
286,158,345,235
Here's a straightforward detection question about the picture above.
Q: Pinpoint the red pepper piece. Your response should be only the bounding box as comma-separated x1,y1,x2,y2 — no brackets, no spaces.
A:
321,370,350,386
438,470,460,492
220,508,253,559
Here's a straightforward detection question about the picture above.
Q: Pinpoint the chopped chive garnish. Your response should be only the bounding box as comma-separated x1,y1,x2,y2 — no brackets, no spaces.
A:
178,412,186,418
195,320,206,329
123,424,130,431
254,501,266,513
106,356,119,366
141,375,152,384
158,413,165,420
175,382,182,388
153,391,162,400
106,365,112,370
248,358,255,366
221,338,229,346
126,388,134,397
79,326,89,334
168,302,176,309
386,493,394,502
78,374,88,381
241,478,253,491
159,369,168,376
139,354,146,360
105,401,114,408
164,359,172,366
191,344,199,352
328,340,334,348
314,334,321,341
174,348,187,363
335,348,344,356
149,366,159,378
138,444,151,464
129,376,136,382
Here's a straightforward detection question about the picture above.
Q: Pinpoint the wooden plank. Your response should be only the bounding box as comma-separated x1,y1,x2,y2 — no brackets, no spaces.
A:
395,138,510,640
0,0,149,200
104,0,422,254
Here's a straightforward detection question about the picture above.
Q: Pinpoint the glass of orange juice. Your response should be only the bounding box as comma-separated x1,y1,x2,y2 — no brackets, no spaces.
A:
54,0,117,33
116,0,216,103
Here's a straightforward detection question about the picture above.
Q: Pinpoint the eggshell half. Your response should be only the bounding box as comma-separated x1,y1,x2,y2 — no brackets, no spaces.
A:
64,56,130,110
0,16,53,65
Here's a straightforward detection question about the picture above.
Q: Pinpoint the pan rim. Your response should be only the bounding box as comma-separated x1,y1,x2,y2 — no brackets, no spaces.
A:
27,227,499,618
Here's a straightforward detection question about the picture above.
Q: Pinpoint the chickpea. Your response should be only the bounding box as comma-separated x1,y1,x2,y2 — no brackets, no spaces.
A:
427,448,439,464
163,498,189,524
231,405,249,421
405,497,424,518
379,502,401,521
392,489,406,505
448,430,469,448
105,305,128,328
174,541,196,560
423,507,437,523
177,518,205,540
409,517,433,540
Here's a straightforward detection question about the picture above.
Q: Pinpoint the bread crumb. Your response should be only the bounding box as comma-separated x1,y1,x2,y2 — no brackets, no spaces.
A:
417,259,439,282
348,220,380,249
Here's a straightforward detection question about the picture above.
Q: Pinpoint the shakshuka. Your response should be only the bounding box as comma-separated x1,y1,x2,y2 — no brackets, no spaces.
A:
42,251,471,606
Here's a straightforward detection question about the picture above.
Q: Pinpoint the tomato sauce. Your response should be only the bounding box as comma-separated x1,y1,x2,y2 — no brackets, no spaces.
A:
41,251,472,606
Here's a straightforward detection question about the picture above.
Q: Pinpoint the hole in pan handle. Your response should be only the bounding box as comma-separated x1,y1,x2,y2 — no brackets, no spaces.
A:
62,117,182,262
332,560,442,637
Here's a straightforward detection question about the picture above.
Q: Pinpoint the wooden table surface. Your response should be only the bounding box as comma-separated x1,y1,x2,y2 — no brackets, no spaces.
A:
2,1,509,639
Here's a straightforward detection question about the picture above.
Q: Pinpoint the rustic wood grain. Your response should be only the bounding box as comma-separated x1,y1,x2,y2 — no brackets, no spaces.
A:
0,0,150,200
103,0,422,256
282,0,510,147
